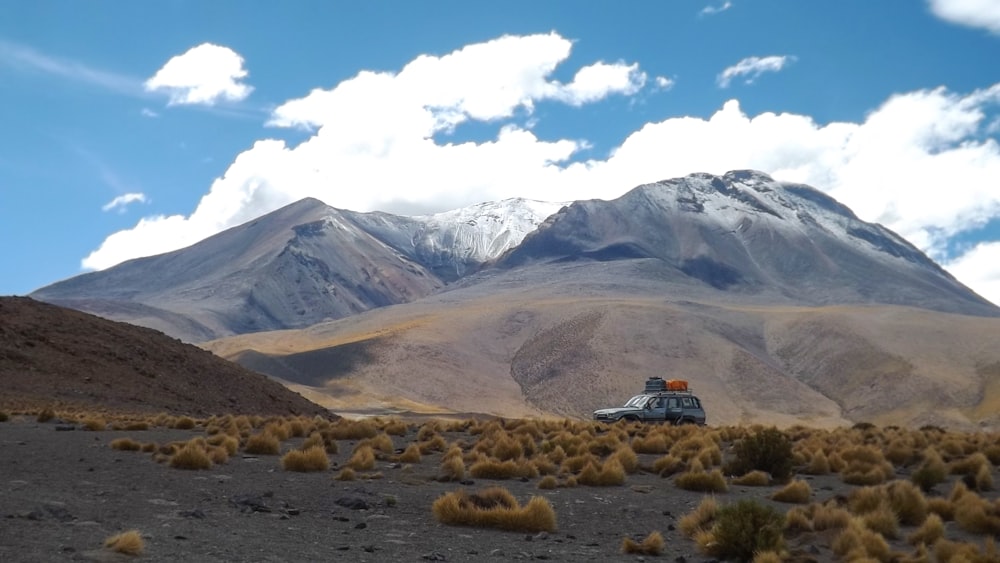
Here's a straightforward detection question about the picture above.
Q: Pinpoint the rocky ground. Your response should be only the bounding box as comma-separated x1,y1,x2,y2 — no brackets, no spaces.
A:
2,416,999,562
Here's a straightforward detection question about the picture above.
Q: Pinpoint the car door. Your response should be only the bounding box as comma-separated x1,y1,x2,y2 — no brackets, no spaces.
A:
665,397,682,423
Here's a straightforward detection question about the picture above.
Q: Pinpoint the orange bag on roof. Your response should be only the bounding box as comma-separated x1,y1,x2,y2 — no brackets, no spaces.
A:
666,379,688,391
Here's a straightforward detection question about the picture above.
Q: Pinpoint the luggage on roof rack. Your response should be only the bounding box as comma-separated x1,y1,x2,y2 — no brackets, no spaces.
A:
644,377,689,393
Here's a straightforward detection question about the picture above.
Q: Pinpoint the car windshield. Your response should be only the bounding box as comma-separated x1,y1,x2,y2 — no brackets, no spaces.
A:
623,395,650,408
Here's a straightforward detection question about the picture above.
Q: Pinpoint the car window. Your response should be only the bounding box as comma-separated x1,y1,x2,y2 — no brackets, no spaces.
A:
681,397,693,407
667,398,679,408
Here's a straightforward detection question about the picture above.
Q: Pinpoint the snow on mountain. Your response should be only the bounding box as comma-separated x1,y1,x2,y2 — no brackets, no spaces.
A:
346,198,564,281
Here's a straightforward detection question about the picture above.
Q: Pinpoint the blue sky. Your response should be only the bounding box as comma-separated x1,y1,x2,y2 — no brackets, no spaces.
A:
2,1,999,304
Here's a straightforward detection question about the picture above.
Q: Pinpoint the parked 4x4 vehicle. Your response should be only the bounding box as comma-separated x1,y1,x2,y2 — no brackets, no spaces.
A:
593,378,707,425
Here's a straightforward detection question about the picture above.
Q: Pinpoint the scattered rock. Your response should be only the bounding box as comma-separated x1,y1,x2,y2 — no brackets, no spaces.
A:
354,522,367,529
422,552,447,561
54,425,75,432
335,497,370,510
230,494,271,513
179,509,205,519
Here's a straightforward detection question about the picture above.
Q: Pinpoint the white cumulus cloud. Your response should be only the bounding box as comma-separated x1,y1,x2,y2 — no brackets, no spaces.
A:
700,1,733,16
145,43,253,106
82,34,1000,306
101,193,148,213
928,0,1000,33
945,241,1000,306
717,55,795,88
654,76,675,90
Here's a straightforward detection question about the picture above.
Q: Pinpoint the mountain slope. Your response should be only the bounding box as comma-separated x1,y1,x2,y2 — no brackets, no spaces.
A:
202,171,1000,429
0,297,329,416
499,170,995,316
32,198,560,342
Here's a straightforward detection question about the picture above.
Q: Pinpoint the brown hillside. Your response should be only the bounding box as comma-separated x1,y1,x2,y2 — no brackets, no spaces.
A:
206,282,1000,430
0,297,330,417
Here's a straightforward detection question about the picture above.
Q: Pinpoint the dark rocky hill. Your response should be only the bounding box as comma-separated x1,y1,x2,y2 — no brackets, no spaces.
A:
0,297,330,417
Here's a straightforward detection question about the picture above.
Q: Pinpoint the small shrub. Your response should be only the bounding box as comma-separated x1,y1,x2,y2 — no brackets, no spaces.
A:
110,438,142,451
954,494,1000,535
36,408,56,423
383,419,408,436
281,445,329,472
288,418,307,437
208,446,229,465
631,434,669,454
725,428,793,482
207,434,240,456
612,447,639,474
621,531,664,555
104,530,144,555
300,432,324,451
926,497,954,521
771,479,811,504
812,503,852,531
124,421,149,431
803,450,831,475
431,488,557,533
169,441,212,470
244,432,281,455
707,500,784,561
0,411,9,422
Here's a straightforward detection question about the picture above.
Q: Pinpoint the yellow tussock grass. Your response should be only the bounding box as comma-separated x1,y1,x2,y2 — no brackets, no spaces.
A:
334,467,356,481
104,530,144,555
281,445,330,472
439,455,466,482
732,470,770,487
803,450,831,475
771,479,812,504
885,480,928,526
907,512,944,546
612,447,639,474
288,418,308,438
418,435,448,454
621,531,664,555
631,434,669,454
926,497,954,521
679,496,718,538
346,444,376,471
244,432,281,455
398,444,422,463
208,446,229,465
578,458,626,487
327,419,377,440
537,475,558,490
652,454,684,477
110,438,142,451
361,433,394,455
431,487,557,533
752,551,783,563
860,503,899,539
207,434,240,455
675,469,728,493
383,419,408,436
82,418,106,431
975,463,994,491
173,416,196,430
169,441,212,470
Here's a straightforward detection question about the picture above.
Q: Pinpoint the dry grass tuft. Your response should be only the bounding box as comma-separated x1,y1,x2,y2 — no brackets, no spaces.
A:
169,441,212,470
652,454,684,477
104,530,144,555
431,487,557,533
82,417,107,431
907,512,944,546
244,432,281,455
172,416,196,430
680,496,719,537
439,455,466,482
732,470,770,487
327,419,378,441
537,475,558,490
281,445,330,472
578,458,626,487
398,444,422,463
346,444,376,471
110,438,142,451
621,531,664,555
334,467,356,481
675,469,728,493
885,479,928,526
771,479,812,504
36,408,56,423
